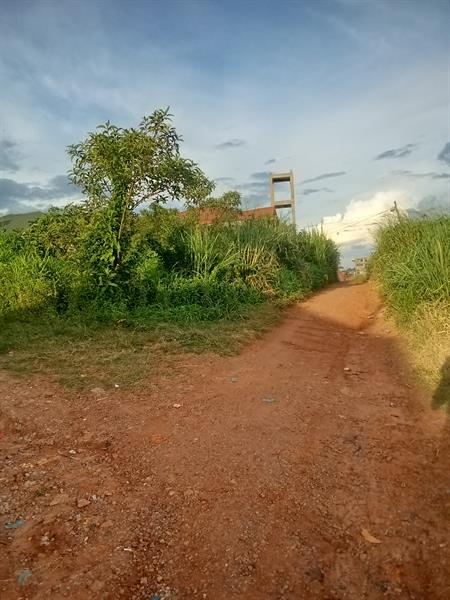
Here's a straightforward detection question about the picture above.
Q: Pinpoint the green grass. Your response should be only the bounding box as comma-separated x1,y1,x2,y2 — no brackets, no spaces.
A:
371,215,450,321
371,215,450,408
0,303,281,390
405,300,450,408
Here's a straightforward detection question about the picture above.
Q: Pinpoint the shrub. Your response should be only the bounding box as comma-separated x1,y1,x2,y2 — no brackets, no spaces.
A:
156,276,263,313
126,248,161,308
0,250,56,315
24,205,89,258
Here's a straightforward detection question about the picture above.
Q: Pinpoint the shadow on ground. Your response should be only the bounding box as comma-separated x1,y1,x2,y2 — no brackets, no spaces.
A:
433,356,450,411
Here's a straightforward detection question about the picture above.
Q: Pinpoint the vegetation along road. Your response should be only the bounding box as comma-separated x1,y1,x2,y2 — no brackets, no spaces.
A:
1,281,449,599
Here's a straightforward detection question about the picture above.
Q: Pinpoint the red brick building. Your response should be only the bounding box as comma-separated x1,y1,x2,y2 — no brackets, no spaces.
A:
180,206,276,225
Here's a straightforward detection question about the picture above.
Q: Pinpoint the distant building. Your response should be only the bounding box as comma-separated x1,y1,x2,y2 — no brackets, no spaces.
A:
352,257,369,276
182,170,296,227
180,206,276,225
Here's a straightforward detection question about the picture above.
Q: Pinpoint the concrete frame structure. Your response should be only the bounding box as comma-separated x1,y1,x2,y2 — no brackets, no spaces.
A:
352,257,369,276
269,171,296,227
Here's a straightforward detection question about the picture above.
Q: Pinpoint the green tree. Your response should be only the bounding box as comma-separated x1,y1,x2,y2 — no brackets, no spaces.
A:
67,108,213,292
188,190,242,222
200,191,241,213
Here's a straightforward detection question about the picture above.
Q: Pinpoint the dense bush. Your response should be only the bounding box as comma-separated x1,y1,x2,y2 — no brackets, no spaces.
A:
0,208,338,323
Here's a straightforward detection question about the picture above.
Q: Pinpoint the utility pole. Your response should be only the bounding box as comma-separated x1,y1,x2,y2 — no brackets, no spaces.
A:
393,200,401,220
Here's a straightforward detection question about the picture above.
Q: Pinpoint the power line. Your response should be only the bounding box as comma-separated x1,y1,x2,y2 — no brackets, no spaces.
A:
322,214,381,233
322,207,394,234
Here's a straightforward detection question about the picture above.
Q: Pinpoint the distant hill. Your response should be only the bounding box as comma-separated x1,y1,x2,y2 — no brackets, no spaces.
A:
0,211,44,230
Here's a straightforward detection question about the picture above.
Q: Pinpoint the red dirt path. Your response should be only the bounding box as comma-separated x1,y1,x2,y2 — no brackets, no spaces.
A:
1,283,450,599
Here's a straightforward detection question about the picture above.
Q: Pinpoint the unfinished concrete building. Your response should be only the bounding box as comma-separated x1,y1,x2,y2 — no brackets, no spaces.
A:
269,171,296,227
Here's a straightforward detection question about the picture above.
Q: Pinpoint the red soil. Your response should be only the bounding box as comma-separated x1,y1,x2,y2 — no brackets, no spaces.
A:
1,282,449,599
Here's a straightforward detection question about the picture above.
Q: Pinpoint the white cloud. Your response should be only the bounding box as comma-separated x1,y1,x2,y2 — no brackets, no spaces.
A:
321,190,416,247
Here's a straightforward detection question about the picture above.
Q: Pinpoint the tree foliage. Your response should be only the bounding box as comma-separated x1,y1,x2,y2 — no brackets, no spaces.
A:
24,205,89,258
67,108,214,292
197,191,242,219
68,108,213,210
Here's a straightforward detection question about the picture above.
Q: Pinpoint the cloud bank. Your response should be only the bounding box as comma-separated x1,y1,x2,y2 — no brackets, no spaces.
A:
0,175,80,214
392,170,450,180
215,139,246,150
374,143,416,160
303,187,333,196
0,139,21,173
302,171,346,184
438,142,450,166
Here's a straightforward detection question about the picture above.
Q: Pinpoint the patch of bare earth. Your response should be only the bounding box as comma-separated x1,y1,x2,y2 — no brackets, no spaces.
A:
1,283,449,599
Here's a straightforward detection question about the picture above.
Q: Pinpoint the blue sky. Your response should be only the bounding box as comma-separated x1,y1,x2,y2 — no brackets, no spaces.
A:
0,0,449,263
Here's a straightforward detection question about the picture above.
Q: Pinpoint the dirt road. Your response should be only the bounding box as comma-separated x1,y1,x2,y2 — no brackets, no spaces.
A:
1,283,449,599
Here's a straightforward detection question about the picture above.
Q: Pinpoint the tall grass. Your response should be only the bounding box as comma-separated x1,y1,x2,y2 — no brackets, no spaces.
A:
371,215,450,402
371,216,450,321
0,210,338,324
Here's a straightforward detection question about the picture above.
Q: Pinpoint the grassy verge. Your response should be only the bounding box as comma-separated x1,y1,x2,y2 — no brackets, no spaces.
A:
0,302,281,390
371,215,450,409
405,301,450,408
